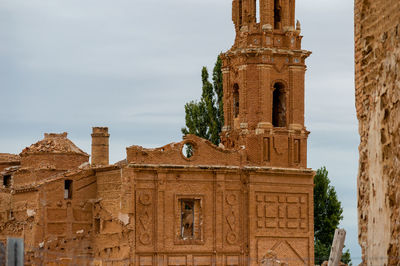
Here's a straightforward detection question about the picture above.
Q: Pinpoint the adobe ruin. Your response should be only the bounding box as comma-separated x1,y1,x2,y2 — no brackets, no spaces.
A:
355,0,400,265
0,0,314,265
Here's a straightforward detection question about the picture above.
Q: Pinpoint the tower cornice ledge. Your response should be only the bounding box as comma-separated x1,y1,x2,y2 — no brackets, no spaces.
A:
225,48,311,57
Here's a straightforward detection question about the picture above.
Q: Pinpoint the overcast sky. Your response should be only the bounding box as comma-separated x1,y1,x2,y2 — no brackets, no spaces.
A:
0,0,359,262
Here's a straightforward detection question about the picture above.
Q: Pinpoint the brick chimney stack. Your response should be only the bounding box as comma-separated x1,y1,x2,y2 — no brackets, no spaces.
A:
91,127,109,166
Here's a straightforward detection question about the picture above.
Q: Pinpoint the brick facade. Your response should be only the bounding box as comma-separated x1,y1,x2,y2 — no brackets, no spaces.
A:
0,1,314,265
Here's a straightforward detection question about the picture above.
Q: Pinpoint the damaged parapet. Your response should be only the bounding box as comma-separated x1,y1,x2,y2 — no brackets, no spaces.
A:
91,127,109,166
20,132,89,170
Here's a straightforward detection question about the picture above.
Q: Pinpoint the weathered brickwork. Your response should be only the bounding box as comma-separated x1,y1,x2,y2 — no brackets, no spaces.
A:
221,0,311,169
355,0,400,265
0,1,314,265
0,154,20,172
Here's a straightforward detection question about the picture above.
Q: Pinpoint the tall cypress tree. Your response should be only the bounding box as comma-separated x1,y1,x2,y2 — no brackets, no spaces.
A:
182,55,224,145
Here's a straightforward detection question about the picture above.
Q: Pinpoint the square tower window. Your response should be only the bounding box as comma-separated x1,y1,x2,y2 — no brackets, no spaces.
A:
64,180,72,199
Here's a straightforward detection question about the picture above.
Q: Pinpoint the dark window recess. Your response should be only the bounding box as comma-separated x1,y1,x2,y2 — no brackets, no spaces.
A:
274,0,282,29
233,84,240,118
3,175,11,188
239,0,243,26
272,83,286,127
64,180,72,199
94,218,101,234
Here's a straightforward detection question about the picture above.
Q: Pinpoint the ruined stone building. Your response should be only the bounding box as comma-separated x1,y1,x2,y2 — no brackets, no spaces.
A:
355,0,400,265
0,0,314,265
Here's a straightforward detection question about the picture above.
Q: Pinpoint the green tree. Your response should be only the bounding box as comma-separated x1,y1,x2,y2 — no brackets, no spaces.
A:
314,167,352,265
181,55,224,145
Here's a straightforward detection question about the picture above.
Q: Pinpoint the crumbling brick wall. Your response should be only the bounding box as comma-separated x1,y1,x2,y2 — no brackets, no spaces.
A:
93,167,134,263
0,153,20,172
355,0,400,264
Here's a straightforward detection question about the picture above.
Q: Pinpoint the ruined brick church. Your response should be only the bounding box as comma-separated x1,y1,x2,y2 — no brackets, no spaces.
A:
0,0,314,265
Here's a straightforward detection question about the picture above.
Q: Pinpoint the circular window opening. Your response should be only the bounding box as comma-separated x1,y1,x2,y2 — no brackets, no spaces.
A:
182,143,194,159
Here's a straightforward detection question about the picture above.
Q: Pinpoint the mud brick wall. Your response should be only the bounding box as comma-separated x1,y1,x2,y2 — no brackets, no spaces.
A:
93,167,134,263
355,0,400,264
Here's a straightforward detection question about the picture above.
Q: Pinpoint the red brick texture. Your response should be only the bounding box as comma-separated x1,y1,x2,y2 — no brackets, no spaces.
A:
0,1,315,265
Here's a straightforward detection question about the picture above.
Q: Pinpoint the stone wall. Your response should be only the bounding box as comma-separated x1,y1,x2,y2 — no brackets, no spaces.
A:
355,0,400,264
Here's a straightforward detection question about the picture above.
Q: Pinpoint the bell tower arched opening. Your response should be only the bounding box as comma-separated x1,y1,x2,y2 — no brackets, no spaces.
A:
238,0,243,26
272,82,286,127
274,0,282,29
254,0,260,23
233,84,240,118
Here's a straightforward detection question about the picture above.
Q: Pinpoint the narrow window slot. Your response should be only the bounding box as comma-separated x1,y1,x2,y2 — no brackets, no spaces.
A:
274,0,282,29
263,138,271,162
294,139,301,163
64,180,73,199
272,82,286,127
233,84,240,118
94,218,101,234
239,0,243,26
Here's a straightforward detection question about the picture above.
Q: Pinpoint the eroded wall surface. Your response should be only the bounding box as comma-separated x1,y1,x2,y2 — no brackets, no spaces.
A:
0,0,316,264
355,0,400,264
1,133,314,265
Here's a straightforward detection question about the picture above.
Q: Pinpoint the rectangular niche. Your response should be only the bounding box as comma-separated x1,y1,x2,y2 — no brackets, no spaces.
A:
175,195,204,245
293,139,301,164
263,137,270,162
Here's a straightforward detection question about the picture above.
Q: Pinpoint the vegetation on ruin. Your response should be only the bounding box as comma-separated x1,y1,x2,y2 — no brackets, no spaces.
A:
181,55,224,145
314,167,352,265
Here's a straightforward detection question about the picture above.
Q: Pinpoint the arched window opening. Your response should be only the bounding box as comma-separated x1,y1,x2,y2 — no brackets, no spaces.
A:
274,0,282,29
239,0,243,26
233,84,240,118
255,0,260,23
272,83,286,127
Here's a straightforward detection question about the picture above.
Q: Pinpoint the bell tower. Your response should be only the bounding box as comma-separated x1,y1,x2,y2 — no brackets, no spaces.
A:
221,0,311,168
